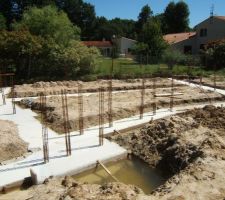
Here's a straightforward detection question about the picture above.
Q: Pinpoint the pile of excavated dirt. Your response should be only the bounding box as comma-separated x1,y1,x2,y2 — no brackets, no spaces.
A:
19,85,225,133
107,105,225,199
14,78,185,97
0,120,28,163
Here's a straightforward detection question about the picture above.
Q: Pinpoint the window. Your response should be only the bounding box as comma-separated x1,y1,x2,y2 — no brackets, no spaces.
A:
184,46,192,54
200,28,207,37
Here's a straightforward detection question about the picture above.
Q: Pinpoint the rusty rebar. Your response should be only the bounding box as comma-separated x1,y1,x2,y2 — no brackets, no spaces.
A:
213,65,216,91
99,87,104,146
61,89,71,156
108,79,113,127
170,76,174,112
10,75,16,114
200,76,202,86
152,77,157,115
140,77,145,119
40,92,49,163
78,84,84,135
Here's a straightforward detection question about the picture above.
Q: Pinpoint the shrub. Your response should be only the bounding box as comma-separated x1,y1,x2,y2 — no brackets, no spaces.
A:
162,49,185,69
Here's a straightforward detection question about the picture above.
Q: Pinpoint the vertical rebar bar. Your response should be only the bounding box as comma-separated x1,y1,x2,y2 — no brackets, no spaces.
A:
64,89,71,155
99,87,104,146
61,89,71,156
152,77,156,115
78,84,84,135
40,93,49,163
11,75,16,114
200,75,202,86
0,74,6,105
108,79,113,127
213,65,216,91
140,77,145,119
170,76,174,112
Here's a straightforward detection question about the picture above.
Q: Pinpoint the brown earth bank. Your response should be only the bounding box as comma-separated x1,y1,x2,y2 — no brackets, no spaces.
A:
0,120,28,164
13,78,185,98
107,105,225,199
2,106,224,200
19,85,225,133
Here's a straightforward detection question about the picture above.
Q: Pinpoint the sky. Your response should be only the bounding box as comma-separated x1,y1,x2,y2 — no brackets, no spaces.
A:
85,0,225,28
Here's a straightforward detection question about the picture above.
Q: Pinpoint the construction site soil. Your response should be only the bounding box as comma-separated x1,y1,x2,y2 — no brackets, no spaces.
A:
2,106,224,200
0,120,28,164
19,85,225,133
190,76,225,90
14,78,184,97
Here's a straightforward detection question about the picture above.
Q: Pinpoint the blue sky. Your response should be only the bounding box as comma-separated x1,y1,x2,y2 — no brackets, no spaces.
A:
85,0,225,28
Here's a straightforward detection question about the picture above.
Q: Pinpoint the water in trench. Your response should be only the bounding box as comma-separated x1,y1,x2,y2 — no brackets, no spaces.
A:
73,157,165,194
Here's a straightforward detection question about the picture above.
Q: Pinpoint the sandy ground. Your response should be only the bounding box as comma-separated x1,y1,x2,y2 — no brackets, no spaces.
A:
13,78,185,97
190,76,225,90
2,106,224,200
20,85,225,133
0,120,28,163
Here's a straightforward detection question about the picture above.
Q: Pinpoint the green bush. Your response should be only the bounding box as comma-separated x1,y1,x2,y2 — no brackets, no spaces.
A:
13,5,80,47
162,49,185,69
163,49,201,69
0,30,100,81
213,43,225,69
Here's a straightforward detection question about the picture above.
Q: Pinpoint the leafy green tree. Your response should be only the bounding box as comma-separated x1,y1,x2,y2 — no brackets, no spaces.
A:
0,30,43,78
13,5,80,46
0,13,6,30
61,0,96,40
136,4,153,34
0,30,100,80
140,19,167,57
164,1,190,33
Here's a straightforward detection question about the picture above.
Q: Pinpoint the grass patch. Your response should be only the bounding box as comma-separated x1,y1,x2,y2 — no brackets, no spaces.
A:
93,57,225,78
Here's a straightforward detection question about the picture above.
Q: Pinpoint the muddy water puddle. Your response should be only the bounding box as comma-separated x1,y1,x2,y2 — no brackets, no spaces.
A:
73,157,165,194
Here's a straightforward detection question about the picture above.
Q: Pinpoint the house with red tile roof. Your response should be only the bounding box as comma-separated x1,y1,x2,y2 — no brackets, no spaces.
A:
83,37,137,57
82,40,113,56
163,16,225,54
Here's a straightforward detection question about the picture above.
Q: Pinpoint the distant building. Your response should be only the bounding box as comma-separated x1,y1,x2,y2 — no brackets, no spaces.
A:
82,40,113,57
114,37,137,56
163,16,225,54
83,37,137,57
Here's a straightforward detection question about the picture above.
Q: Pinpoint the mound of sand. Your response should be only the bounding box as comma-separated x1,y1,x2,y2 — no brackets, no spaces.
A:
0,120,28,163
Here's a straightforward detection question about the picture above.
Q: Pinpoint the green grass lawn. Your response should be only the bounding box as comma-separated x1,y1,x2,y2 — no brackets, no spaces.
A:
93,57,225,78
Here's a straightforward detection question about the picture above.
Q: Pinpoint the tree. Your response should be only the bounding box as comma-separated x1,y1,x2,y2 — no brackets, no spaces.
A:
139,19,167,58
164,1,190,34
0,30,43,78
61,0,96,40
13,6,80,46
0,13,6,30
136,4,153,34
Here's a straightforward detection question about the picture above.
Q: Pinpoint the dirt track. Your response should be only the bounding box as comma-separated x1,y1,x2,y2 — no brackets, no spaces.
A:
20,84,225,133
0,120,28,163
